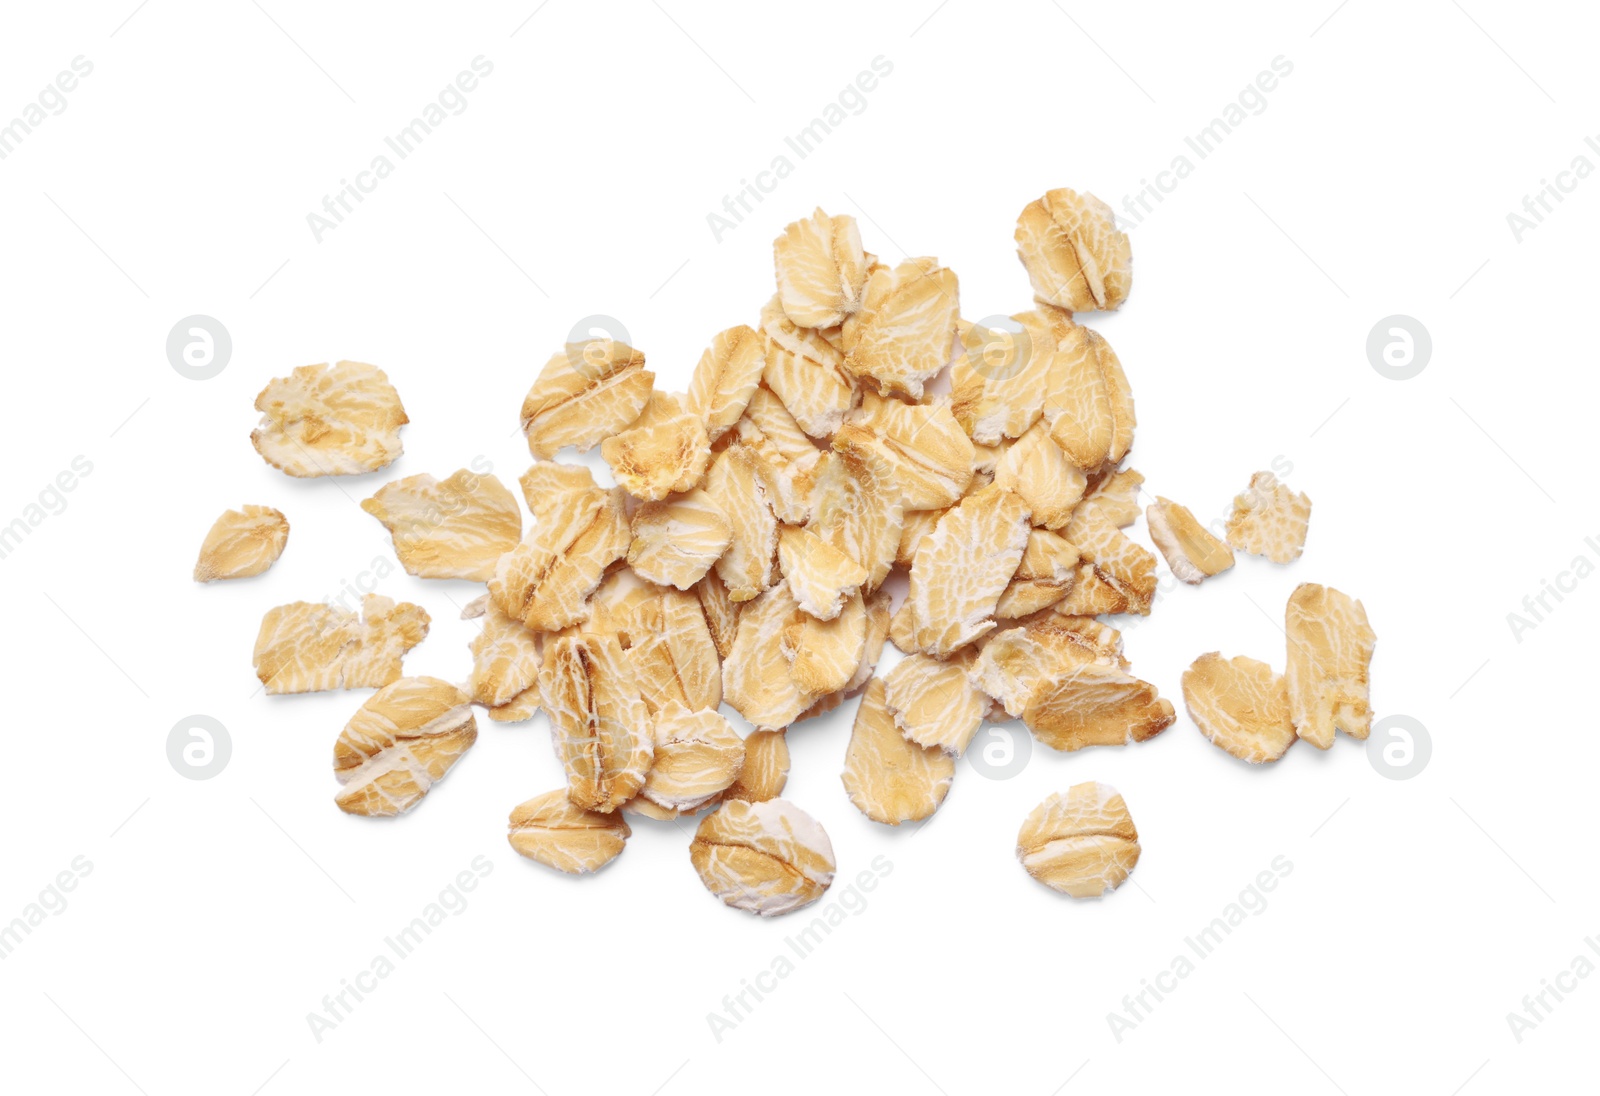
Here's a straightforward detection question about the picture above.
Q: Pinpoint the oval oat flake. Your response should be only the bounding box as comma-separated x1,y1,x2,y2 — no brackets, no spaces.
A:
689,798,836,916
508,790,631,874
1016,782,1141,898
333,677,477,817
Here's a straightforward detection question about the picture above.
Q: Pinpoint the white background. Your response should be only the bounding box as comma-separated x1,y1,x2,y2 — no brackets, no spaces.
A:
1,1,1594,1092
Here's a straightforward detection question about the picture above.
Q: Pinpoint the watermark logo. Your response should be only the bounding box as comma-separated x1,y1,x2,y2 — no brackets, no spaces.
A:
1506,137,1598,242
0,856,93,961
1506,537,1599,643
1366,715,1430,780
963,315,1032,383
564,315,632,377
706,855,893,1042
306,56,495,242
0,55,93,162
167,715,231,780
1366,315,1430,381
706,55,894,242
965,722,1031,780
166,315,232,381
1107,855,1293,1042
307,856,494,1042
0,455,94,563
1117,55,1294,230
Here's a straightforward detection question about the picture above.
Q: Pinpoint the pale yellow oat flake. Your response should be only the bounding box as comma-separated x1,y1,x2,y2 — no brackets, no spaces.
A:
690,798,836,916
1147,496,1234,584
1226,471,1311,564
600,390,712,502
883,651,985,756
900,484,1032,657
1182,652,1295,764
508,790,630,874
193,505,289,582
539,632,655,812
254,594,429,695
627,488,732,590
773,208,868,329
1285,583,1375,749
1017,782,1140,898
842,678,955,825
252,361,408,477
520,340,654,458
333,677,475,817
640,702,745,811
1014,188,1132,312
361,469,522,581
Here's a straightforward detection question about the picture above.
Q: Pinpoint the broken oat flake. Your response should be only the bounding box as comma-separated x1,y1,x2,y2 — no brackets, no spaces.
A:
253,594,429,695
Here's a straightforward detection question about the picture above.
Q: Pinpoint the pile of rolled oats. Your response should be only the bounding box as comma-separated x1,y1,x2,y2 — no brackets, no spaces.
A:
196,187,1375,914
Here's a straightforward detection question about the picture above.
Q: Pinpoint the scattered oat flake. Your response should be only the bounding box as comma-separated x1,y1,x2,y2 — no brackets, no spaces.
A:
994,528,1081,619
489,484,630,632
1016,782,1140,898
690,798,836,916
640,702,745,811
734,384,824,525
1023,662,1174,752
1225,471,1311,564
628,488,731,590
1147,497,1234,584
1015,188,1131,313
841,394,975,510
1182,652,1295,764
950,315,1049,445
486,688,542,724
778,524,866,620
896,507,947,568
600,391,712,502
539,632,655,812
842,678,955,825
688,324,768,443
518,460,599,515
721,729,789,804
705,444,779,602
901,484,1031,657
722,581,815,730
1071,508,1157,616
810,442,904,592
760,296,856,438
625,585,723,715
467,603,542,717
583,567,658,640
694,570,740,661
360,469,522,581
193,505,289,582
254,594,429,695
333,677,475,817
1072,467,1145,532
993,419,1086,530
1285,583,1375,749
521,340,654,458
1043,327,1129,471
252,361,408,477
842,257,959,400
884,652,985,756
973,615,1124,718
774,208,868,329
782,588,866,696
508,790,630,874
